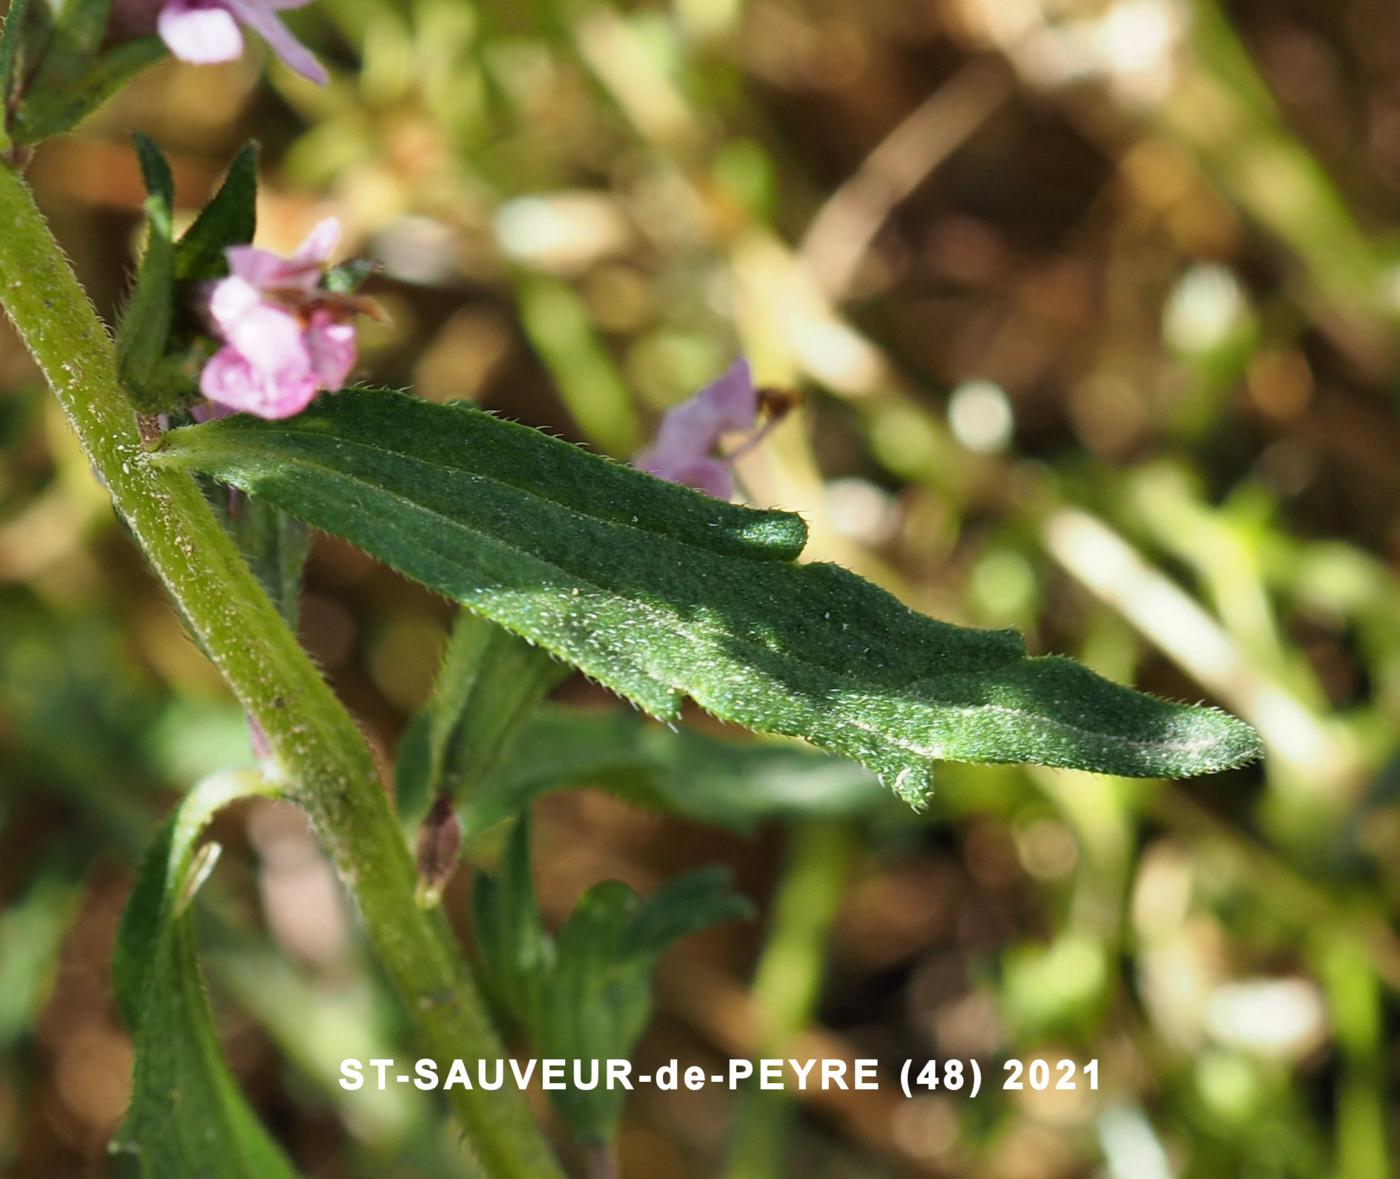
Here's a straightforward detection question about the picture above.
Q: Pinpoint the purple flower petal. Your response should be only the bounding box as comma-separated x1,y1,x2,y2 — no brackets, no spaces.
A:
293,217,341,265
224,243,295,287
304,309,356,389
207,277,311,379
200,218,363,419
224,0,328,84
226,218,339,290
206,272,263,327
157,0,244,64
633,359,759,499
636,453,734,499
200,346,320,418
650,358,757,459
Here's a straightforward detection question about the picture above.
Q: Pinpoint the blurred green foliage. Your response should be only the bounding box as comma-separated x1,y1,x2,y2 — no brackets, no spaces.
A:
2,0,1400,1176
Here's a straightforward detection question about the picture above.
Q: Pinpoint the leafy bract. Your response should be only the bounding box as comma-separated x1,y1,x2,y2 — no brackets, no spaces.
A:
117,139,262,412
111,771,301,1179
159,390,1263,804
115,134,176,407
175,143,259,282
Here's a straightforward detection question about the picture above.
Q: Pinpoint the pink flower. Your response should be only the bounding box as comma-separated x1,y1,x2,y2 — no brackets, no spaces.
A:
200,218,360,419
123,0,328,85
635,359,798,499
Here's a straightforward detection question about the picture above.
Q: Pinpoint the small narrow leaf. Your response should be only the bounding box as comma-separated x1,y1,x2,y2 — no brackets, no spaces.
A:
536,871,750,1142
44,0,108,55
471,821,749,1145
6,0,112,108
470,818,549,1028
115,135,178,410
11,33,165,146
111,770,301,1179
531,881,649,1144
397,610,567,824
131,133,175,213
221,496,310,630
159,390,1262,804
620,866,755,959
0,0,32,149
176,144,258,282
466,706,886,835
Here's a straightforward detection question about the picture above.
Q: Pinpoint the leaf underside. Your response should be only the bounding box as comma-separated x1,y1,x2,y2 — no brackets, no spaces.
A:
159,389,1262,803
466,705,887,834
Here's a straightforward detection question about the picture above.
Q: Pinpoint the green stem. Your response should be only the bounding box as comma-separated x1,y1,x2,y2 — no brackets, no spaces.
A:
0,165,563,1179
725,819,856,1179
1318,937,1388,1179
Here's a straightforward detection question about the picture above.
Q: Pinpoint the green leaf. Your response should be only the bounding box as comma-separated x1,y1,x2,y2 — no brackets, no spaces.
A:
176,144,259,282
472,821,750,1144
219,495,310,630
158,390,1263,805
11,28,165,146
114,137,254,412
115,134,177,411
620,865,755,959
465,705,886,835
48,0,109,54
111,770,301,1179
537,871,751,1142
0,0,32,151
9,0,110,93
469,818,550,1028
531,881,649,1144
397,611,568,823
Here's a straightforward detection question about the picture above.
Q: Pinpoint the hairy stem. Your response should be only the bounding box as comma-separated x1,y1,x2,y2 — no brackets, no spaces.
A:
0,164,562,1179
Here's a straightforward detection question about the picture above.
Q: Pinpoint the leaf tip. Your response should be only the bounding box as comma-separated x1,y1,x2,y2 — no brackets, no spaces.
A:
1182,707,1264,776
883,762,934,809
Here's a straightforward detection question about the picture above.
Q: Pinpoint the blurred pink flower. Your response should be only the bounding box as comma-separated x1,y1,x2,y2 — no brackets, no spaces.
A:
635,360,757,499
635,359,791,499
200,218,358,419
117,0,328,85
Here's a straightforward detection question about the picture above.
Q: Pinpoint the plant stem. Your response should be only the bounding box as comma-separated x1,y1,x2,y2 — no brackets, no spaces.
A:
0,163,563,1179
582,1143,618,1179
725,819,856,1179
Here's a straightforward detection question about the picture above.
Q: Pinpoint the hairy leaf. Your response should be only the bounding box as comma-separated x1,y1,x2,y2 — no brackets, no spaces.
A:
396,611,567,824
0,0,31,147
176,144,259,282
111,771,300,1179
114,134,176,409
159,390,1262,804
218,495,310,630
470,819,550,1028
11,24,165,146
